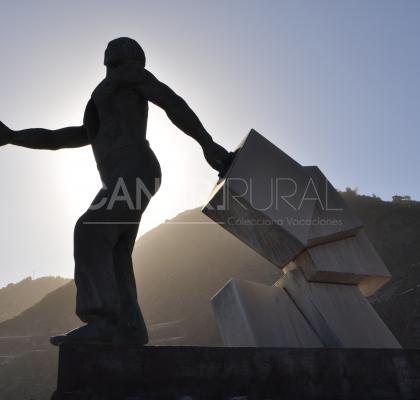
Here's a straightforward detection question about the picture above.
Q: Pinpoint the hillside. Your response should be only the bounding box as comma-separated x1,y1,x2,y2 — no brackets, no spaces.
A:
0,276,70,323
0,194,419,348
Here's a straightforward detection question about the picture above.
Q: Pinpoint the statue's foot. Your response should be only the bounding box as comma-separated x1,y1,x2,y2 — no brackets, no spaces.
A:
112,322,149,346
50,319,117,346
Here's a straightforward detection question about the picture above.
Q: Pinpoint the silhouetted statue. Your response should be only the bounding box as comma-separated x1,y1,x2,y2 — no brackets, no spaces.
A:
0,37,232,345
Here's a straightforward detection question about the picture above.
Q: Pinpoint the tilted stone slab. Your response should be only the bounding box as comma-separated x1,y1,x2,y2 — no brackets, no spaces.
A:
203,129,311,267
202,130,362,268
203,179,305,268
275,266,401,348
295,229,391,296
211,278,323,348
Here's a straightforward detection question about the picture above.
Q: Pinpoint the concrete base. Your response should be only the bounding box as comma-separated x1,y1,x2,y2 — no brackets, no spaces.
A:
53,344,420,399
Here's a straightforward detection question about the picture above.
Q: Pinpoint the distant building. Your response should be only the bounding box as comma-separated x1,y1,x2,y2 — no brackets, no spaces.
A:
392,195,412,203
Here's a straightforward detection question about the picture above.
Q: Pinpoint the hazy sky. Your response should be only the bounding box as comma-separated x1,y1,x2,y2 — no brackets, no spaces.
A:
0,0,419,287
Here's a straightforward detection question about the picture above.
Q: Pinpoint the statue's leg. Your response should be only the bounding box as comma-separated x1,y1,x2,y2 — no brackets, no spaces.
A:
110,166,159,344
50,187,126,345
112,224,149,344
73,187,122,326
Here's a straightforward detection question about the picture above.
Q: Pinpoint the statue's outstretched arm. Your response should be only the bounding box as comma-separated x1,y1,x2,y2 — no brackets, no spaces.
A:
0,121,89,150
134,69,233,175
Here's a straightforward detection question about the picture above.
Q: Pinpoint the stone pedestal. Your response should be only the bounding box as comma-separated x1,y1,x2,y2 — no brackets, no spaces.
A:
52,344,420,399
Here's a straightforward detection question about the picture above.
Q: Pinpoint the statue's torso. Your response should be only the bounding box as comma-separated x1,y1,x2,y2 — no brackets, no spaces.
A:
83,65,150,166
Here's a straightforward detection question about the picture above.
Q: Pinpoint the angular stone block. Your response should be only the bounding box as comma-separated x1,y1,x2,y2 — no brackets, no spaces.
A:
203,130,311,267
211,278,323,347
303,166,362,246
295,230,391,296
202,130,362,268
275,267,401,348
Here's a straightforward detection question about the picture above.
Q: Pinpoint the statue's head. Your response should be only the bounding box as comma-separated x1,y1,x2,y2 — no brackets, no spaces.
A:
104,37,145,68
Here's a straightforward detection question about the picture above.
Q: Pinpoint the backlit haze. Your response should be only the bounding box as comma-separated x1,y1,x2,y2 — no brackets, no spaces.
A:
0,0,419,286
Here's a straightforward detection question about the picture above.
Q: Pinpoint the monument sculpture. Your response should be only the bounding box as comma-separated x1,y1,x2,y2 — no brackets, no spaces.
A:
204,129,400,348
1,38,416,400
0,37,232,345
0,37,400,351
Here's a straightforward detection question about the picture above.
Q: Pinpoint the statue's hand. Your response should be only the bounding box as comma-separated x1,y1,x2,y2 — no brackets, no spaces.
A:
203,140,234,178
0,121,12,147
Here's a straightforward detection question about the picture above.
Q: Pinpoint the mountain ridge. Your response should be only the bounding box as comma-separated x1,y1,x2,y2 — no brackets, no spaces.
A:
0,276,70,323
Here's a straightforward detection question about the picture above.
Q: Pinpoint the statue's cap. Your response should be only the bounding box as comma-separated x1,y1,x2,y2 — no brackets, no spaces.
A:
104,37,145,67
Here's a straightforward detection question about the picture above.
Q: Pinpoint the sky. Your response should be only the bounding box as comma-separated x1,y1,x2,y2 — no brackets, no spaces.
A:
0,0,419,287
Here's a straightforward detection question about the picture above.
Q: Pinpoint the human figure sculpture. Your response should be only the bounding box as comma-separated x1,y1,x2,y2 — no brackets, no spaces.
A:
0,37,232,345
